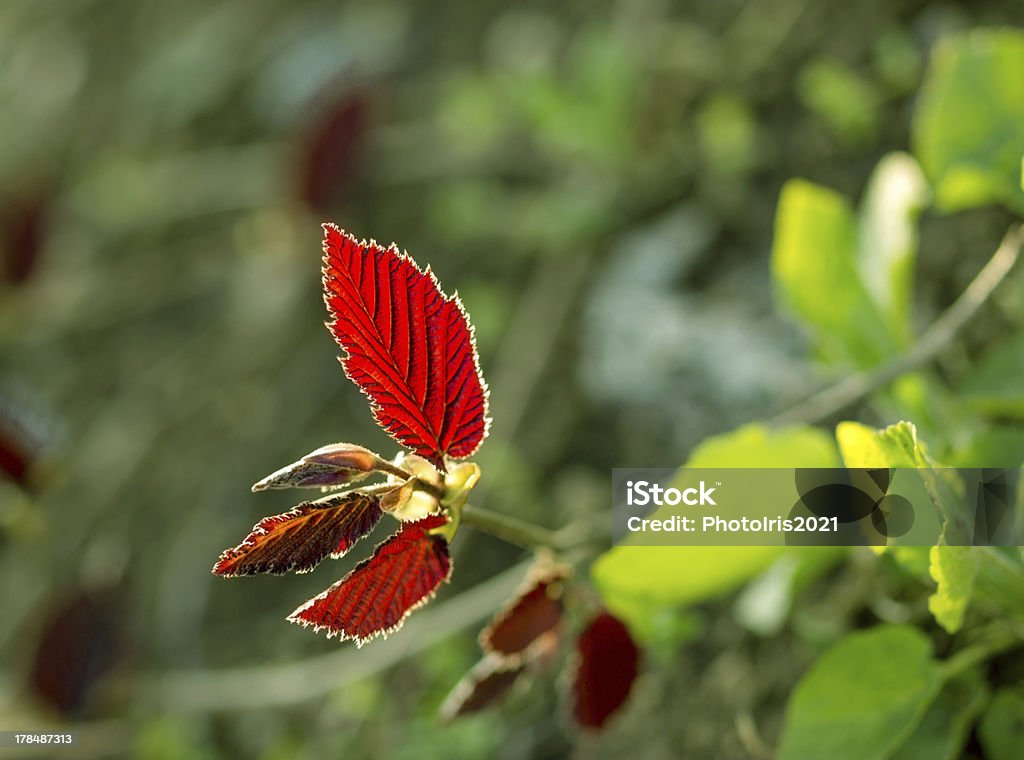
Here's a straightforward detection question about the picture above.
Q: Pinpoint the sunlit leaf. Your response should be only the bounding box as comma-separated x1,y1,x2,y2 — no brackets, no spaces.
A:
837,420,968,544
927,545,978,634
836,420,920,468
593,424,840,633
856,152,928,340
322,224,490,472
772,179,898,367
212,491,384,576
287,513,452,644
571,611,640,731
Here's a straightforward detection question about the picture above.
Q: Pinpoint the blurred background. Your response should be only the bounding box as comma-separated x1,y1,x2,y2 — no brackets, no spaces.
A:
2,0,1023,758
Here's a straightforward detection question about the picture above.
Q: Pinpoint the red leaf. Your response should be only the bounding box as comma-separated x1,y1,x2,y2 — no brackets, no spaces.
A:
322,225,490,472
0,390,53,490
29,589,120,716
297,88,369,213
1,183,50,285
439,655,526,722
571,612,641,731
212,491,383,576
480,563,569,660
287,513,452,644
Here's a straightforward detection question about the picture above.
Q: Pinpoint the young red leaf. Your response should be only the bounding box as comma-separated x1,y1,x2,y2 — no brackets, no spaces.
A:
322,224,490,472
251,443,384,492
287,513,452,644
480,563,569,660
212,491,384,576
439,655,526,722
571,612,641,731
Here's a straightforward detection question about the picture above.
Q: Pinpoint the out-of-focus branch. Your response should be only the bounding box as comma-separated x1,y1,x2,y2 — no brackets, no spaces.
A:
460,503,565,550
770,224,1024,427
142,559,531,712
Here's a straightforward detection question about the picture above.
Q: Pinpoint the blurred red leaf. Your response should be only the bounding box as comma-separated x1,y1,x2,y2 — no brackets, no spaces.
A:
287,513,451,644
298,90,369,213
1,185,49,285
571,612,641,731
213,491,384,576
442,630,561,722
322,225,490,472
29,590,120,716
0,420,32,486
0,391,52,490
439,655,526,722
481,563,569,660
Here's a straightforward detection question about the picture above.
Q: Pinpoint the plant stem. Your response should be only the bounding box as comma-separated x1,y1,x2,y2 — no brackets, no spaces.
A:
145,558,535,712
770,224,1024,427
460,503,565,550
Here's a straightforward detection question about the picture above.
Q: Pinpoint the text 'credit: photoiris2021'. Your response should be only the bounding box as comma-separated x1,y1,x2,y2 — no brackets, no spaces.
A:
611,468,1021,547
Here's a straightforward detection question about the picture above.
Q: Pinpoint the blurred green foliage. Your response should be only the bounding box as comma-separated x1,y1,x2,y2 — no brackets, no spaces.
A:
2,1,1024,759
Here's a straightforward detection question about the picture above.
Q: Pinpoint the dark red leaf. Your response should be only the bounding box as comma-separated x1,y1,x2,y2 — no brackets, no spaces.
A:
29,590,120,716
322,225,490,472
0,390,52,490
439,655,526,722
480,563,569,660
213,491,384,576
287,513,452,644
571,612,641,731
297,89,369,213
442,630,561,722
1,184,50,285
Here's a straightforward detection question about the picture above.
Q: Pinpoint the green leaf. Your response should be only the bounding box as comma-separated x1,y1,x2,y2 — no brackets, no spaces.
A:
836,420,920,468
685,423,840,469
856,153,929,341
950,425,1024,468
735,549,844,636
592,424,840,633
979,688,1024,760
886,546,932,580
836,421,969,543
959,331,1024,419
913,29,1024,213
927,545,979,634
772,179,898,367
890,669,988,760
592,545,786,622
777,625,942,760
798,58,881,143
